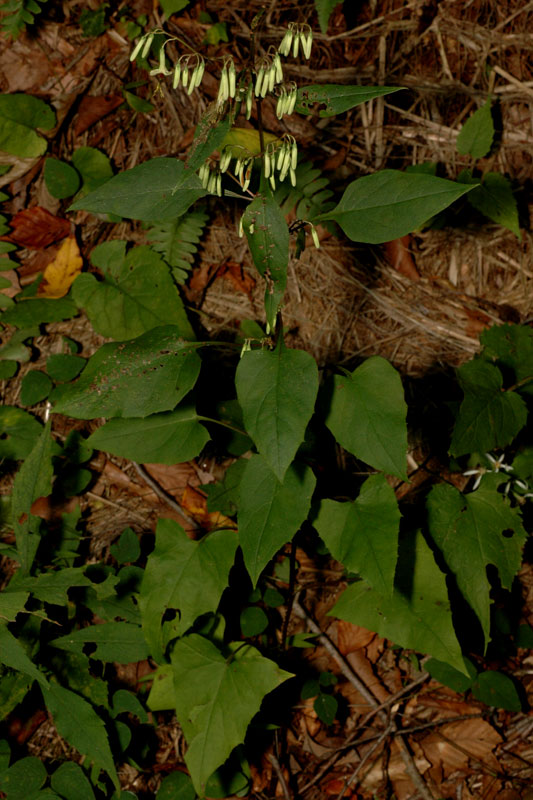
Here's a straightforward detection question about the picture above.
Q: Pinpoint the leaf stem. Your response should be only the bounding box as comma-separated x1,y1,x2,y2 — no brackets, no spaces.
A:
197,416,248,437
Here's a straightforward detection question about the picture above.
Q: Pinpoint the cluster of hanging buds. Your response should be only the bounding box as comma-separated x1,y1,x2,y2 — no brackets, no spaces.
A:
129,31,155,61
264,135,298,189
172,54,205,94
198,162,222,197
216,58,237,108
275,81,298,119
235,156,254,192
254,53,283,98
278,22,313,60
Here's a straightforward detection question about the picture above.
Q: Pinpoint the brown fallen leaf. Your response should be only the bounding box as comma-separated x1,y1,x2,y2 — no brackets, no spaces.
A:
383,235,420,281
38,236,83,298
0,207,70,249
418,717,502,774
218,260,256,298
337,619,376,655
74,94,124,136
30,495,78,522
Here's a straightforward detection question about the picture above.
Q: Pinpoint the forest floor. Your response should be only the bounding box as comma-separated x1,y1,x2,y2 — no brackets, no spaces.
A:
1,1,533,799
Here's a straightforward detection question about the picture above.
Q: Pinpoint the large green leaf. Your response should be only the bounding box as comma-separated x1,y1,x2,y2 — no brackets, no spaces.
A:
236,341,318,481
12,421,55,574
456,99,494,159
242,189,289,330
481,323,533,395
427,476,526,648
0,591,29,622
0,94,55,158
317,170,473,243
324,356,408,479
0,407,42,460
140,519,238,662
51,326,201,420
331,530,468,674
238,455,316,586
88,406,209,465
50,762,95,800
171,634,292,794
41,683,118,790
450,360,527,457
72,241,195,340
296,84,403,117
0,297,77,328
51,622,149,663
0,625,48,687
69,158,206,221
7,567,91,606
468,172,520,238
314,474,400,596
0,756,47,800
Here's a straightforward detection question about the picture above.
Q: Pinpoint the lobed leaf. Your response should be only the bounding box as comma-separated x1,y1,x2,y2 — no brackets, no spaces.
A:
314,473,400,596
172,634,292,794
147,208,208,284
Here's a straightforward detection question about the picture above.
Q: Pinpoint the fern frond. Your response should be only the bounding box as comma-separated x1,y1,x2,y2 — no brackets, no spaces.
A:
147,207,209,284
274,161,335,221
0,0,48,39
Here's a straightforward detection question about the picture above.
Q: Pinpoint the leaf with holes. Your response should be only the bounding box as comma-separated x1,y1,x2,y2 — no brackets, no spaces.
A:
314,474,400,596
324,356,408,479
72,241,195,340
236,340,318,481
51,326,201,419
52,622,150,663
426,475,526,649
296,84,403,117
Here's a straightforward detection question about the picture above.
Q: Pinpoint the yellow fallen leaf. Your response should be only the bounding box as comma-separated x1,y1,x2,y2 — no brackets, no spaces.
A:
39,236,82,298
221,127,279,158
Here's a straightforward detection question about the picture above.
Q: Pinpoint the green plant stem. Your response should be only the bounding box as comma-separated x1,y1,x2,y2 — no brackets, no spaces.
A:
505,375,533,393
281,539,297,649
196,416,247,437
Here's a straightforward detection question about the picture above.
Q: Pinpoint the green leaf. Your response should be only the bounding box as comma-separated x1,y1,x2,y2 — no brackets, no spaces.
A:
471,670,522,711
236,341,318,481
146,664,175,711
296,84,403,117
425,658,477,693
0,297,77,328
124,90,154,114
324,356,408,479
160,0,190,15
12,421,55,574
314,693,337,725
87,406,209,465
171,634,292,794
273,160,334,222
69,158,206,221
71,146,113,196
0,94,55,157
426,477,527,648
318,170,473,243
147,208,208,284
314,473,400,596
43,158,81,199
481,323,533,395
157,771,196,800
111,689,148,723
0,591,29,622
0,361,17,379
8,567,91,605
0,625,48,687
79,5,108,36
140,519,238,661
467,172,520,238
205,459,246,516
0,756,47,800
0,406,42,460
51,326,201,420
72,242,195,340
240,606,268,637
313,0,340,34
450,360,527,456
41,683,119,790
331,530,468,674
0,672,33,722
46,354,86,382
456,99,494,159
110,528,140,564
242,189,289,330
238,455,316,586
187,113,231,172
52,622,150,663
20,371,52,406
50,762,95,800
